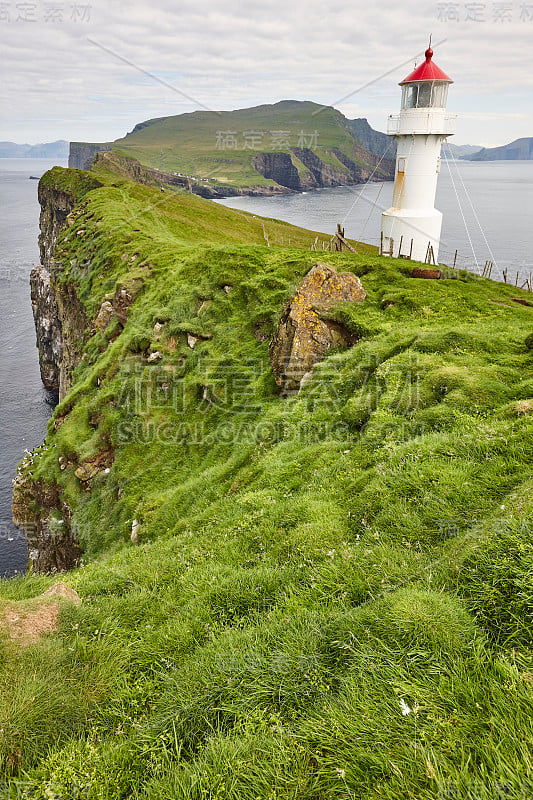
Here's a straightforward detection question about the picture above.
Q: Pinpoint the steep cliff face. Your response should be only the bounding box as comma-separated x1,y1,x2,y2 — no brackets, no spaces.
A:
290,147,348,188
285,146,394,189
31,171,101,397
30,265,61,392
251,146,394,192
330,148,385,183
54,281,90,399
251,152,302,191
31,181,77,393
68,142,111,170
15,170,104,571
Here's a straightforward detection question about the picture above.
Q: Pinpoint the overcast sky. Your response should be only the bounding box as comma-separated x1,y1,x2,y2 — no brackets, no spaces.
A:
1,0,532,147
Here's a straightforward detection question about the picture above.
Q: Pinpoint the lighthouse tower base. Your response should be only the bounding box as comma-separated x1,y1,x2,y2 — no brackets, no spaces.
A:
381,208,443,264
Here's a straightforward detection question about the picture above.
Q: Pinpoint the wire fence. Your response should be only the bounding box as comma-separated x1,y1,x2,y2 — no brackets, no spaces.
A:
357,236,532,290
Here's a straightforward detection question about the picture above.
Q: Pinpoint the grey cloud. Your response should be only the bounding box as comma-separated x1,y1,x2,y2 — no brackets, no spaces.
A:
0,0,531,145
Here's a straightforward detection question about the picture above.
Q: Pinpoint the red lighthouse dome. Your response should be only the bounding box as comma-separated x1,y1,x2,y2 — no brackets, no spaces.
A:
400,48,453,84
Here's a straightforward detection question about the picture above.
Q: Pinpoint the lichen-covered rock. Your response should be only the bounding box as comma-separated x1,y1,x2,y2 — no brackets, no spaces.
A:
269,263,366,393
74,449,115,484
74,462,101,482
41,582,81,604
94,300,116,332
131,519,141,544
113,280,145,324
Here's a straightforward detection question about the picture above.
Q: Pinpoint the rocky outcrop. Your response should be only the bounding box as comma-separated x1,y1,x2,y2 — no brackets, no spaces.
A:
12,471,81,573
252,152,301,190
30,265,61,392
331,147,392,182
68,142,111,170
12,438,114,574
270,263,366,393
290,147,349,188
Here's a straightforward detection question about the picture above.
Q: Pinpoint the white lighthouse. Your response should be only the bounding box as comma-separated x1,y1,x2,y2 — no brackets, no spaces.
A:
381,45,456,264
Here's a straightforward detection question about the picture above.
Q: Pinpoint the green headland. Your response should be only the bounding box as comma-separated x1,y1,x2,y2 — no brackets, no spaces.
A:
1,165,533,798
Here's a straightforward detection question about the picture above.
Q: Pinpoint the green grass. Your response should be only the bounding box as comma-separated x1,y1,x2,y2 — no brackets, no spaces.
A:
1,167,532,798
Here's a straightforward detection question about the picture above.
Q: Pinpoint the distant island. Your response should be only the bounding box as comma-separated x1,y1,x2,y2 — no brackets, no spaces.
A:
467,136,533,161
68,100,397,196
0,140,69,159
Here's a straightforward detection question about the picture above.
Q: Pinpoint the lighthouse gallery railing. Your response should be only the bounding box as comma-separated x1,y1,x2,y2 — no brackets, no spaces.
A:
387,112,457,136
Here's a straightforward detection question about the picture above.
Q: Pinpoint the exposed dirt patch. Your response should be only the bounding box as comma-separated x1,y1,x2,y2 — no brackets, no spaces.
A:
1,582,81,646
516,399,533,415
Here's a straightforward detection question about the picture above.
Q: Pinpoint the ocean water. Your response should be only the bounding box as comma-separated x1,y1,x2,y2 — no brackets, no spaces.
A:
0,157,531,577
217,160,533,286
0,158,65,578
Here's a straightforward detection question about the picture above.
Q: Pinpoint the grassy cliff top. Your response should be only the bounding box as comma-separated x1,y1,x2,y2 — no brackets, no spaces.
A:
1,168,533,798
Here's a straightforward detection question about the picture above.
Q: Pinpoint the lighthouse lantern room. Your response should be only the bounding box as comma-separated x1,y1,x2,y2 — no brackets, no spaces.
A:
380,45,456,264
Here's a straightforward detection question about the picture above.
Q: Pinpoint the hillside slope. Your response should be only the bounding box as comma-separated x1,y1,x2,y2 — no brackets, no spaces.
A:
70,100,395,194
2,167,533,799
344,117,393,158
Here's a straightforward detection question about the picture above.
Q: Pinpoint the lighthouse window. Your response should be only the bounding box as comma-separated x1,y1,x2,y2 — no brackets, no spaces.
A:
401,81,449,109
402,85,417,109
431,83,449,107
417,83,432,107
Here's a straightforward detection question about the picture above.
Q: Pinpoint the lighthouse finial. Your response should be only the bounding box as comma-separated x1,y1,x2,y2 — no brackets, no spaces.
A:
425,35,433,61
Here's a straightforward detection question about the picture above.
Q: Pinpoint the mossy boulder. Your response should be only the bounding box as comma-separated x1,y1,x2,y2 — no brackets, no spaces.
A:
269,263,366,393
